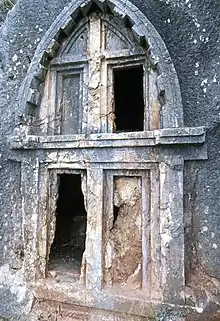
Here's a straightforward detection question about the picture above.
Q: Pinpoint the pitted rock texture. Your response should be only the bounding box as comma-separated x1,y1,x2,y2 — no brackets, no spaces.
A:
0,0,219,320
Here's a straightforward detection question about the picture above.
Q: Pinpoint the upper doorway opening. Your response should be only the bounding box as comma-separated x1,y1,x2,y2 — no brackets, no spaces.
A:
113,65,144,132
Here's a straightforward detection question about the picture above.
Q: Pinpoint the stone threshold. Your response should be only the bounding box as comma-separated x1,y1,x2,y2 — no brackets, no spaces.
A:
34,279,198,318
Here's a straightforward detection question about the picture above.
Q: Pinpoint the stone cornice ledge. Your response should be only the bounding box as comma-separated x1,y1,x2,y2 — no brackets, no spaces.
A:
8,127,205,150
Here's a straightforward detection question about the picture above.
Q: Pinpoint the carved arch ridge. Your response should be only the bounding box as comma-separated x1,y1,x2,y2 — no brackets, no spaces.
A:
18,0,183,129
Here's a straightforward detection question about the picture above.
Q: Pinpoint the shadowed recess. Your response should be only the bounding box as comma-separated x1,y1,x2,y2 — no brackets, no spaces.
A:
113,65,144,132
48,174,87,280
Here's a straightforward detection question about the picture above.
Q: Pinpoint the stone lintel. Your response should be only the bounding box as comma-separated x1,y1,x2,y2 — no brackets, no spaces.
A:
8,126,205,150
7,144,207,166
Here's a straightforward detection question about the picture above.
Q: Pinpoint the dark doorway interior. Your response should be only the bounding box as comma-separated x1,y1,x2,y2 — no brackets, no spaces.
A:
48,174,87,281
113,66,144,132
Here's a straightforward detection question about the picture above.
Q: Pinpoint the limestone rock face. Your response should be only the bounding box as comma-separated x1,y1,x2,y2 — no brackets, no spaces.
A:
0,0,219,320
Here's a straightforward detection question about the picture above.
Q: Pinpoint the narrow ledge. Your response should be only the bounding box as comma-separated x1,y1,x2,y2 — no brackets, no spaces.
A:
8,127,205,150
34,278,197,318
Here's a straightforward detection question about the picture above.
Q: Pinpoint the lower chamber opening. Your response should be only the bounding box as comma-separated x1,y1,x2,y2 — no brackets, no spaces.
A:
48,173,87,282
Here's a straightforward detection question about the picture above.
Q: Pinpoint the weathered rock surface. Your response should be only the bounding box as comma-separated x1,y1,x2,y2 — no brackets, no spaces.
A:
0,0,219,320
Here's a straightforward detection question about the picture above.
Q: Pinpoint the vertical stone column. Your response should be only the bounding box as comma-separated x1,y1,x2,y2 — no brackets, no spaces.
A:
86,167,104,290
87,16,102,133
148,69,161,131
21,158,39,282
142,171,150,289
159,157,185,303
150,167,162,300
37,163,49,278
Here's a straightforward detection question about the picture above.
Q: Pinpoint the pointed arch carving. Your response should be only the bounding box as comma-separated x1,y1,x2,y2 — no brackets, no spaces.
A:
61,19,89,56
17,0,184,131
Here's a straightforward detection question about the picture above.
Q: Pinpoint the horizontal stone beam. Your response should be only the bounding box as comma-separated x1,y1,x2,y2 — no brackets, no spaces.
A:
34,278,199,318
8,127,205,150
